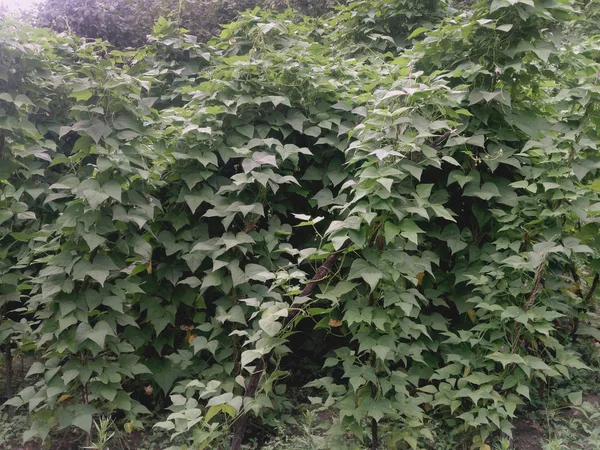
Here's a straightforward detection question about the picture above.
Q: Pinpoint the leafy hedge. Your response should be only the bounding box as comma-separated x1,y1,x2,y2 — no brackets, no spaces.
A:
2,0,600,449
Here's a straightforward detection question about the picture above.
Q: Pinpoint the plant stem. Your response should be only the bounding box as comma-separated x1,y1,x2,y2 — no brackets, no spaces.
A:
371,417,378,450
230,241,351,450
572,272,599,342
512,260,545,352
5,341,14,418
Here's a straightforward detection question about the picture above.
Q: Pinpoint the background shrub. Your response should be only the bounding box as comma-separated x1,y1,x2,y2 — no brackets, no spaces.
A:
33,0,344,48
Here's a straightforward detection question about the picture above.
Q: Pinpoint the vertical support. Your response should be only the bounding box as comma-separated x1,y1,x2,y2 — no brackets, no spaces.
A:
371,418,378,450
5,341,14,418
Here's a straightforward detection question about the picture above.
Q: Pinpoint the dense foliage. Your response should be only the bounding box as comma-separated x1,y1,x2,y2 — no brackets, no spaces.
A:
1,0,600,449
33,0,342,48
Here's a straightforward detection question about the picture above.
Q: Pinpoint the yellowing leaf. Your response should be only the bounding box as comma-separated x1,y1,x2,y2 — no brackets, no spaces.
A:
480,445,491,450
57,394,71,403
205,404,237,424
146,261,153,274
467,309,477,323
416,272,425,285
124,421,134,434
187,333,198,344
328,319,343,328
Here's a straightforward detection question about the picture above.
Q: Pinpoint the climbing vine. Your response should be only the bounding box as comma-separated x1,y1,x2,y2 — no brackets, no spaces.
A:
1,1,600,449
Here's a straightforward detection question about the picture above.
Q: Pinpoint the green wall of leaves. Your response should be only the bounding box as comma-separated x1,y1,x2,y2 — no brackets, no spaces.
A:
1,0,600,449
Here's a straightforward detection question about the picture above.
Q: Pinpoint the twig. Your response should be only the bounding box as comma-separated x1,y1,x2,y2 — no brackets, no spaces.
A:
572,272,599,342
4,341,13,418
0,131,5,158
569,265,584,299
243,221,258,233
584,273,599,304
526,260,546,307
368,221,384,247
296,240,352,301
570,264,584,342
512,260,546,353
231,289,241,376
369,292,379,450
429,129,456,150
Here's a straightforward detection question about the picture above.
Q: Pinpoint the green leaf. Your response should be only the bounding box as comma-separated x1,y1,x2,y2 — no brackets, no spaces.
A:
14,94,34,107
285,110,307,132
184,195,203,213
486,352,526,368
26,362,46,378
441,224,468,254
72,413,93,432
241,350,262,367
372,345,390,361
516,385,530,400
183,252,205,273
70,88,93,102
102,296,124,313
83,190,110,209
576,326,600,341
568,391,583,406
87,328,108,348
153,421,175,431
416,184,434,199
348,259,383,291
88,269,110,286
113,113,143,132
399,219,425,244
236,125,254,138
82,233,105,251
102,180,122,202
384,221,401,243
317,281,356,304
146,360,180,394
83,118,112,144
497,24,514,32
259,315,282,337
349,376,366,392
216,305,247,326
464,182,501,200
100,387,117,401
245,264,275,282
205,404,236,423
0,210,13,225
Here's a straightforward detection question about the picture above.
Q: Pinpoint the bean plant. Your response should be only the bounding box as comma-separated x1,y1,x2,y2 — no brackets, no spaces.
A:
1,1,600,450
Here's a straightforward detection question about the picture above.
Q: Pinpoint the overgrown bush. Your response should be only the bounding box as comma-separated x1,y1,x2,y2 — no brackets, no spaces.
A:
2,1,600,449
33,0,343,48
